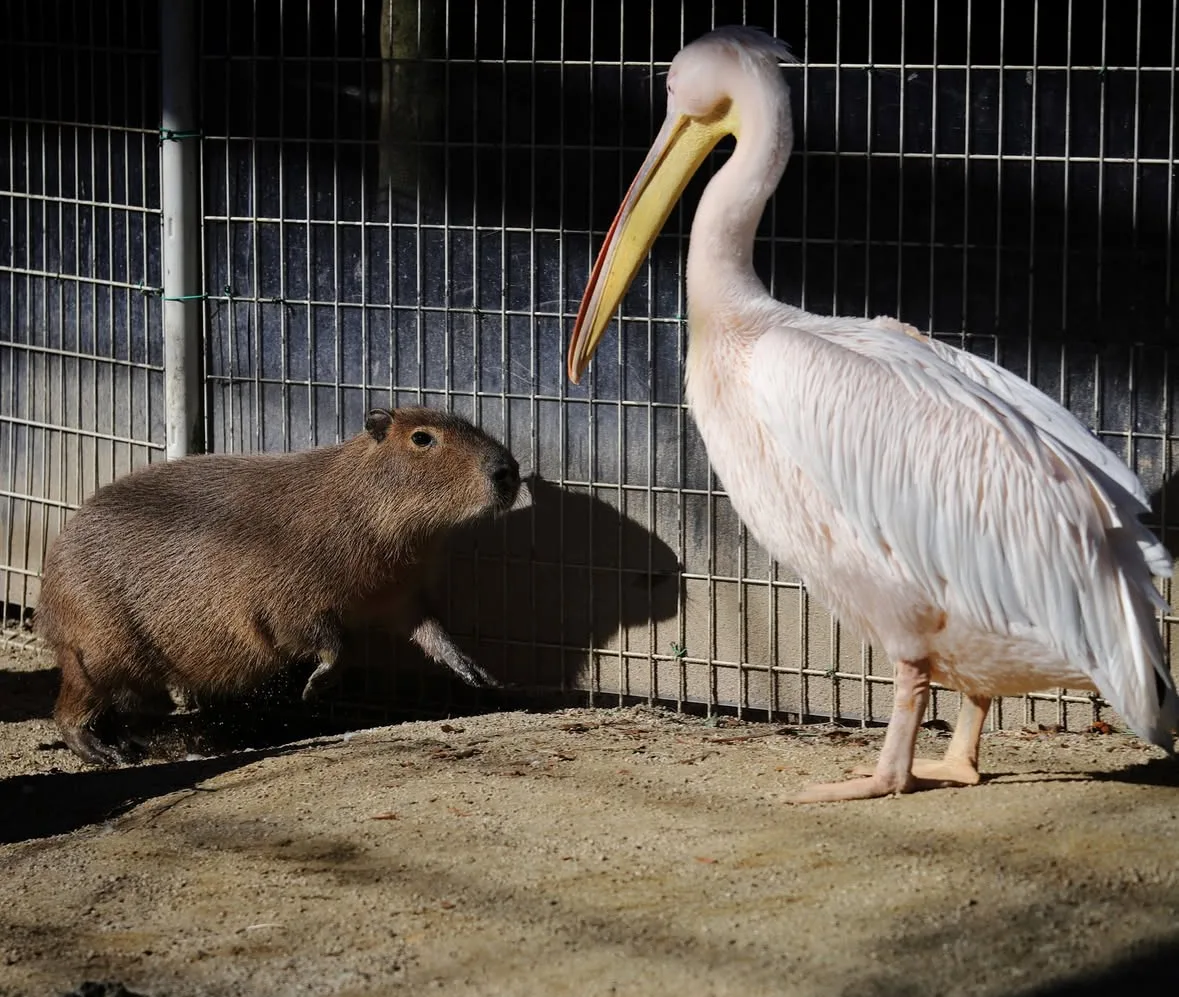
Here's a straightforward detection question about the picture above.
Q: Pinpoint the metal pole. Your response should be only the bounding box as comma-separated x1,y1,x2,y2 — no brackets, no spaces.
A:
160,0,203,458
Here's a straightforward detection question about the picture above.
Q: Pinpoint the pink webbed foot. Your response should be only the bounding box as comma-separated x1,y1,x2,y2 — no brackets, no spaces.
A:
788,773,916,804
851,757,981,786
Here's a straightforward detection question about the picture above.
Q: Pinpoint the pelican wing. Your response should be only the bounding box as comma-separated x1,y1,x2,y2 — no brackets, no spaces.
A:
871,317,1153,512
927,339,1151,508
922,337,1172,581
750,322,1176,746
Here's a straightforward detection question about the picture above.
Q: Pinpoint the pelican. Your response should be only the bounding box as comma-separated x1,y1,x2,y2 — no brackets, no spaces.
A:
566,26,1178,803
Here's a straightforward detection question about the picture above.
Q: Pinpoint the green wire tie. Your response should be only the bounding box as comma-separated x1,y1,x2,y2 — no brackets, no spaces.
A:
158,128,203,144
138,280,207,302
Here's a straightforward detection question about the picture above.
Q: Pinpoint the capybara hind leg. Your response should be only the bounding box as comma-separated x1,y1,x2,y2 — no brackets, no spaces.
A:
54,648,134,767
59,724,136,767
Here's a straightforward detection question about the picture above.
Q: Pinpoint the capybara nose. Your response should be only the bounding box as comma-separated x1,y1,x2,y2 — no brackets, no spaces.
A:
493,459,519,487
490,456,520,506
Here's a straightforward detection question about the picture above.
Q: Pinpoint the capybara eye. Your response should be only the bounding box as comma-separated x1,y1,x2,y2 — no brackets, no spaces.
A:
411,430,435,448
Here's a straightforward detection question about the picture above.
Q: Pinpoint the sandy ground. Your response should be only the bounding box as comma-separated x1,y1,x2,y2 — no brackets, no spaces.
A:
2,644,1178,997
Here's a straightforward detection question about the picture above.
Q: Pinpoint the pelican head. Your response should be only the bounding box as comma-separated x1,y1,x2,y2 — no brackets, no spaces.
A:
566,26,796,383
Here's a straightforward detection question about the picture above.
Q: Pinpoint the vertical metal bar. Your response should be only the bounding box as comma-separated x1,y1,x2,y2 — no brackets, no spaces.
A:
1079,9,1108,732
674,0,688,715
1056,0,1077,731
858,0,876,726
107,12,117,480
279,0,290,451
332,0,343,443
251,3,263,452
960,0,973,358
1127,0,1144,477
767,0,783,723
437,0,453,711
829,0,845,723
927,0,940,340
961,0,985,735
734,0,750,719
72,15,83,515
467,0,481,710
895,0,907,321
18,19,37,613
15,35,34,613
1162,0,1178,644
121,0,133,468
34,9,54,610
528,0,539,689
2,26,15,618
925,0,940,726
705,0,717,720
195,0,213,453
616,0,627,705
500,0,512,693
89,1,99,498
440,0,451,416
556,0,570,699
160,0,203,459
141,8,153,468
55,27,69,578
646,0,658,707
305,0,315,439
991,0,1007,732
359,0,370,424
586,0,598,705
1023,0,1041,729
798,0,812,719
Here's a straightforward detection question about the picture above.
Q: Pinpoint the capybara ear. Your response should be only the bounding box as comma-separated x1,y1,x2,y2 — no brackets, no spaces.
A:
365,409,394,442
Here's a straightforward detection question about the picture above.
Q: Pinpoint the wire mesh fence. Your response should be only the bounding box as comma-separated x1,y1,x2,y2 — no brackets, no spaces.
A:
2,0,1177,735
1,0,165,649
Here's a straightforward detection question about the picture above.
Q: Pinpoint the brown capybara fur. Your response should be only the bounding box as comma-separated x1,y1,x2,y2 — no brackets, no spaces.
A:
35,406,521,766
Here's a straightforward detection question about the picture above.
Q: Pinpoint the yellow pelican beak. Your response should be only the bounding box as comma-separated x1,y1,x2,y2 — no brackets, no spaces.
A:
566,104,737,384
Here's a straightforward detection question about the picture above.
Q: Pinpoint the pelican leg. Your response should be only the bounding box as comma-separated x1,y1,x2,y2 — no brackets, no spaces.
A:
850,693,990,786
790,658,931,803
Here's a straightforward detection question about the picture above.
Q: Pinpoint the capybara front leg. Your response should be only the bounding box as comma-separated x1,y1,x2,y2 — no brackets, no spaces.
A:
410,617,500,688
302,646,345,702
299,613,346,702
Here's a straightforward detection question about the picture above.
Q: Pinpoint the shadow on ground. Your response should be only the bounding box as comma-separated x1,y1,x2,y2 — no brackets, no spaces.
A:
1019,934,1179,996
976,755,1179,790
0,663,59,722
0,747,307,845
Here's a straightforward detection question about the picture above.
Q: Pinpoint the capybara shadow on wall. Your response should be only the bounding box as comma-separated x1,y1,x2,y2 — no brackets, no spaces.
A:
1149,475,1179,565
331,474,684,713
34,407,521,766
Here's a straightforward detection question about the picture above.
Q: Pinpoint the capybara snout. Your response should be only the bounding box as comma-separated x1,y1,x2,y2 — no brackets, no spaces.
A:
36,404,523,767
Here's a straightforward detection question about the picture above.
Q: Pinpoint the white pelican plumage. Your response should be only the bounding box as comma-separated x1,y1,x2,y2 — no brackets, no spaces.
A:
566,26,1178,803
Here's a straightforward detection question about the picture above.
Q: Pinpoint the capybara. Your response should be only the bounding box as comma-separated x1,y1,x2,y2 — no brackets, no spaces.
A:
35,406,521,766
